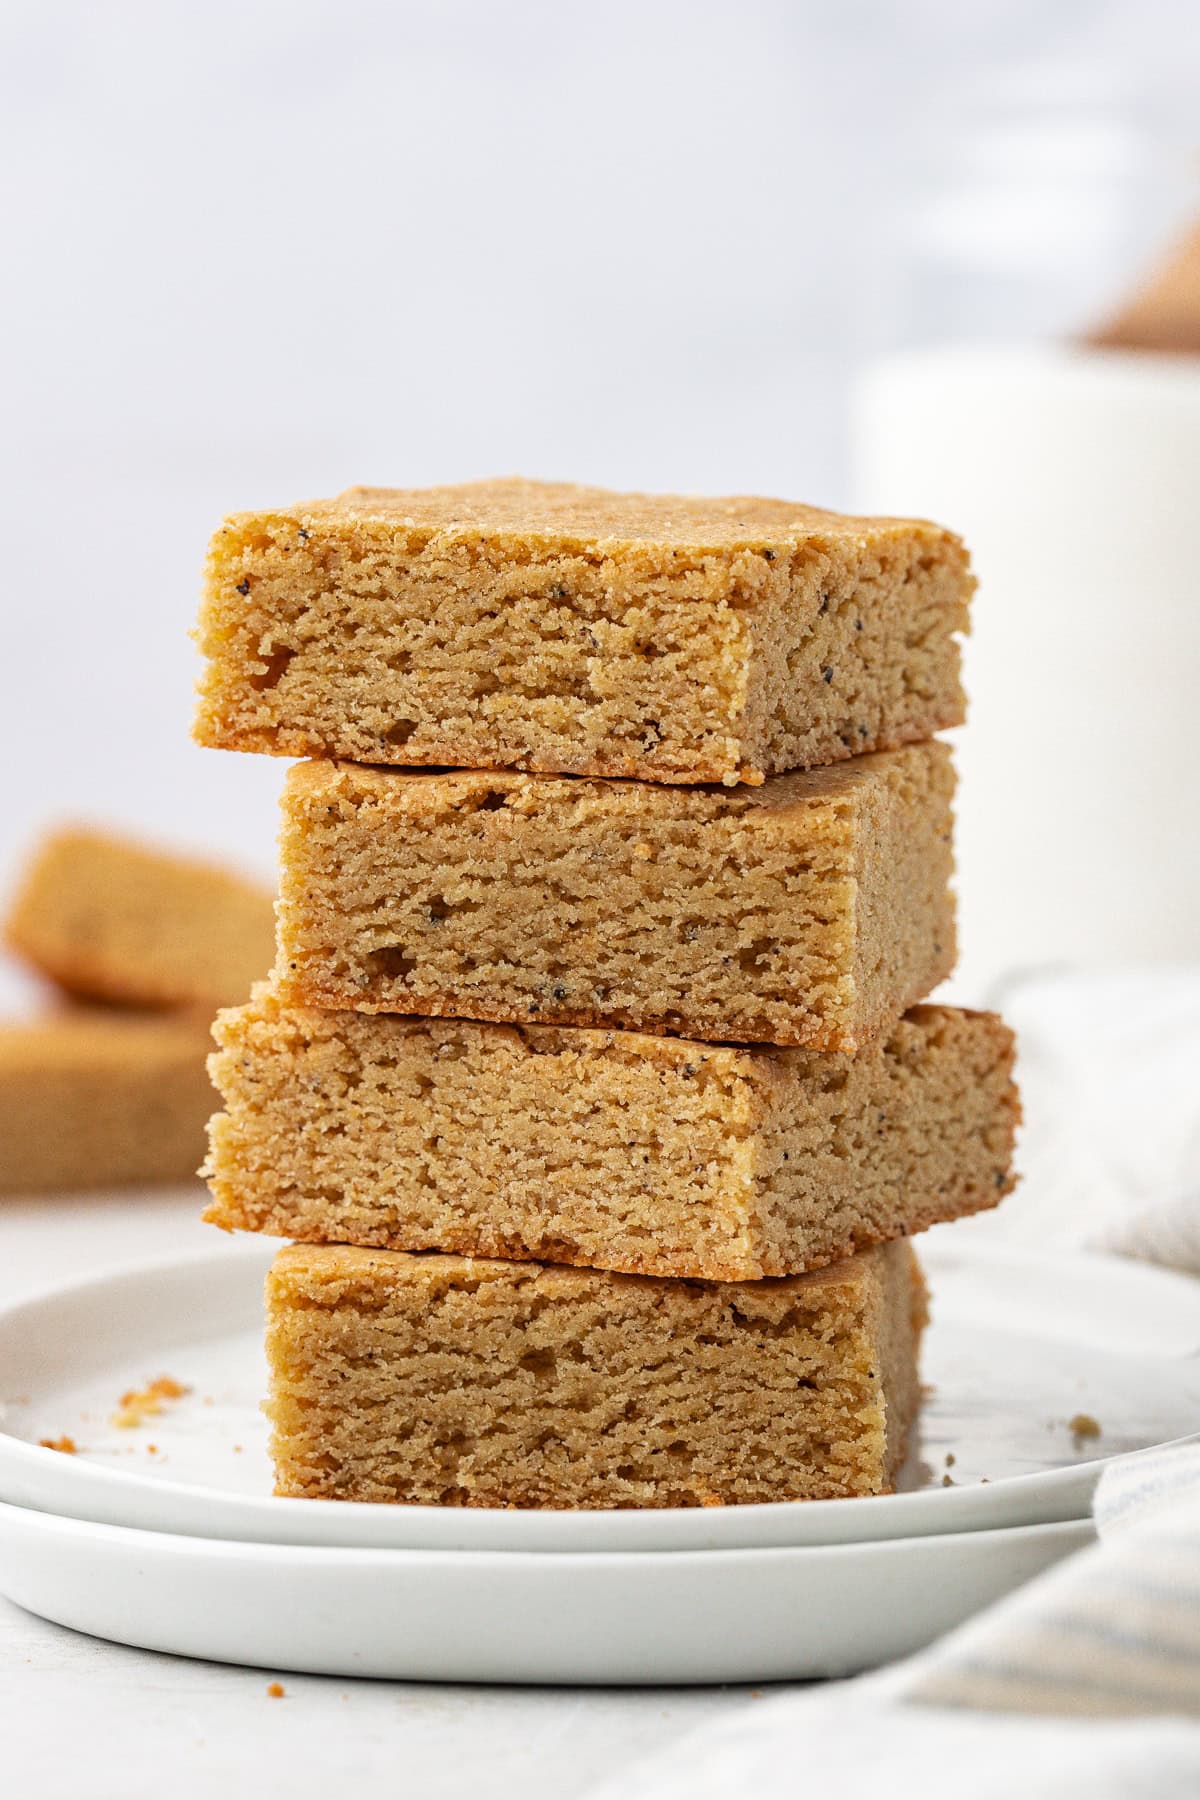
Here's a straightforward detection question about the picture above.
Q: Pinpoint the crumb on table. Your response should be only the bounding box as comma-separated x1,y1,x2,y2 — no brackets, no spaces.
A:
267,1682,286,1699
1069,1412,1102,1444
38,1435,77,1454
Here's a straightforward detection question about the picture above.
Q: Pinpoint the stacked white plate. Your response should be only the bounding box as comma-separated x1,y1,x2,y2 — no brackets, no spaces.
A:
0,1238,1196,1683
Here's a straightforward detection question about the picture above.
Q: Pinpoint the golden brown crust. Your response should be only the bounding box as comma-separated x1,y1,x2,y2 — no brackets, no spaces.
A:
283,743,935,814
210,1200,994,1284
273,972,869,1053
195,710,963,788
243,477,967,553
268,1237,902,1301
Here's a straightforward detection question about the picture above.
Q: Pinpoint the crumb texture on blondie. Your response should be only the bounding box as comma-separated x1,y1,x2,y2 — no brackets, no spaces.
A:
272,742,956,1051
265,1239,925,1508
206,995,1016,1279
195,478,971,784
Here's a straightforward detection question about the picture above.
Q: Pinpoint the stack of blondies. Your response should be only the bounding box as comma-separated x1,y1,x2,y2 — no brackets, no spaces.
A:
196,479,1018,1510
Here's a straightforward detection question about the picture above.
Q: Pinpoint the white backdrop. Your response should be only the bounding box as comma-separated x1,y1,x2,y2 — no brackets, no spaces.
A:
1,0,1197,901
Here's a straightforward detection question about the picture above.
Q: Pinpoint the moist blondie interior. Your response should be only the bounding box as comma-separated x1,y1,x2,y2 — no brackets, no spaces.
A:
206,993,1016,1279
195,478,972,785
272,741,956,1052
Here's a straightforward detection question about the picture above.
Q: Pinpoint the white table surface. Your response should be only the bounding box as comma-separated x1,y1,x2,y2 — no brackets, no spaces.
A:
0,1187,761,1800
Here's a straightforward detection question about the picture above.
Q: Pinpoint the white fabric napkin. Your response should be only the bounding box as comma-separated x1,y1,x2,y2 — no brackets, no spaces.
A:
587,966,1200,1799
588,1695,1200,1800
972,964,1200,1272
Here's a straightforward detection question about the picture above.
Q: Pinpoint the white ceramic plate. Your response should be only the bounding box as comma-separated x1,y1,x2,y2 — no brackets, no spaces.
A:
0,1239,1196,1550
0,1499,1093,1683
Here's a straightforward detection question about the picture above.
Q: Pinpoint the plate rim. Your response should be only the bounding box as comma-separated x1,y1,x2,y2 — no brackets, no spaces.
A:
0,1493,1096,1567
0,1238,1195,1550
0,1497,1098,1685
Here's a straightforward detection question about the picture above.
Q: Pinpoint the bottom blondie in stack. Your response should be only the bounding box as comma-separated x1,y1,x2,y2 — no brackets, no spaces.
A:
264,1240,924,1508
196,477,1018,1509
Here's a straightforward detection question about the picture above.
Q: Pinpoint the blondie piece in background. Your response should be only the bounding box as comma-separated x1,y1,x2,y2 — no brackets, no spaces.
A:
5,827,274,1011
207,993,1017,1280
0,1010,216,1193
273,742,955,1051
195,478,972,785
266,1239,927,1508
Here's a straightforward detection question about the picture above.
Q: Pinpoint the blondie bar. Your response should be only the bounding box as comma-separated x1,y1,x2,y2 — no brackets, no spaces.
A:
194,478,972,785
5,828,274,1011
206,993,1016,1280
265,1239,926,1507
0,1009,215,1193
273,742,955,1051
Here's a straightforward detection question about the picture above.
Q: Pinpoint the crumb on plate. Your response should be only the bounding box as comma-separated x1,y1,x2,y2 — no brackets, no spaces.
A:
111,1375,192,1430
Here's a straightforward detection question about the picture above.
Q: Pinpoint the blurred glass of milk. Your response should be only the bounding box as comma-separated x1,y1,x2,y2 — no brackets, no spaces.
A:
853,67,1200,1001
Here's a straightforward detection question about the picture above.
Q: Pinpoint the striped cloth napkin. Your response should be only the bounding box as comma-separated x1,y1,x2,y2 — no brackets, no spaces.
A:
907,1441,1200,1717
590,968,1200,1799
591,1445,1200,1800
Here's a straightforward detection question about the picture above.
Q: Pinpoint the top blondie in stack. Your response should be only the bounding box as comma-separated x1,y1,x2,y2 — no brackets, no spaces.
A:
196,479,1018,1509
